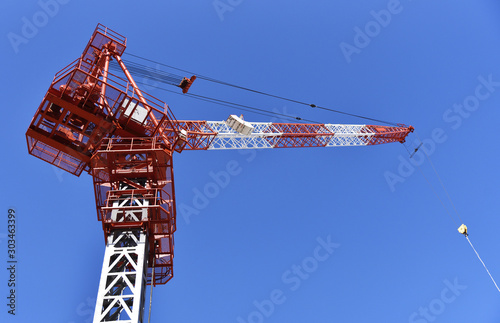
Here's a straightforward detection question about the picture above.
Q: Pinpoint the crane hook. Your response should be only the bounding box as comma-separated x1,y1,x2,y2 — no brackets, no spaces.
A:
458,224,468,237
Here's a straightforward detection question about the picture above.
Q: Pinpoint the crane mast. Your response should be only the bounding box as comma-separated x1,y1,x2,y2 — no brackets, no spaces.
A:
25,24,413,322
92,137,174,321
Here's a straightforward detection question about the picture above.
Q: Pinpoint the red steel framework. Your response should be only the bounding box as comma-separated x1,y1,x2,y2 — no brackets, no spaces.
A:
26,24,182,286
26,24,180,177
91,137,175,285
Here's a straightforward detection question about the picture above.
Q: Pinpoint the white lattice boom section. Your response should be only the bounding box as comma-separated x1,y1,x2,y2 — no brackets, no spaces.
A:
175,120,413,151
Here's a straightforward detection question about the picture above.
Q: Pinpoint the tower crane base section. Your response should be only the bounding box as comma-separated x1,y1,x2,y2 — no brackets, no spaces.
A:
94,229,148,323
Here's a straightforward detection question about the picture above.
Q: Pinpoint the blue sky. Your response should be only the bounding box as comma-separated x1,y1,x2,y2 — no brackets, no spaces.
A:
2,1,500,322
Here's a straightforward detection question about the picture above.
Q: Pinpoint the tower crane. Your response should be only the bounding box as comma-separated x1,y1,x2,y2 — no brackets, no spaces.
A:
25,24,413,322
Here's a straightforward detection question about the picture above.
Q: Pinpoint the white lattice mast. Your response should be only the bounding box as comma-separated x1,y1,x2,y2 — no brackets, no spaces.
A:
93,181,151,322
94,230,149,322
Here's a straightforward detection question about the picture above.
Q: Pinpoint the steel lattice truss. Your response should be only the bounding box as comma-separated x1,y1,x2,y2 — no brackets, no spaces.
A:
175,121,412,150
94,230,148,323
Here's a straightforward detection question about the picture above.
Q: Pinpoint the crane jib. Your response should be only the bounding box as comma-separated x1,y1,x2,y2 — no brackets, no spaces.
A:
173,121,413,150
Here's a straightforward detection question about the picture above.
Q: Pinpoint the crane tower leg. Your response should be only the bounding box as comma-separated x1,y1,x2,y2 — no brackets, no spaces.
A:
93,229,149,323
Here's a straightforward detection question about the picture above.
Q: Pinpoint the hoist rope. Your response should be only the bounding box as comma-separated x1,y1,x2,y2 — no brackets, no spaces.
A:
110,60,184,86
466,235,500,293
404,138,500,294
134,79,321,124
416,133,464,224
123,52,402,126
186,92,317,123
403,141,457,226
413,155,459,227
